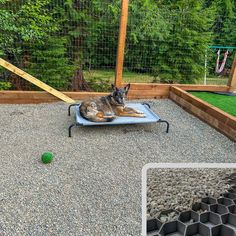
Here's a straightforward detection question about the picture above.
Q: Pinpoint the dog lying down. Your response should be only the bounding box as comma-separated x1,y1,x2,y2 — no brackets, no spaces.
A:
79,84,146,122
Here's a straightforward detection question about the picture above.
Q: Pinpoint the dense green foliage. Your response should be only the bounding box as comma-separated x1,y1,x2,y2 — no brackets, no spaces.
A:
0,81,11,90
190,92,236,116
0,0,235,90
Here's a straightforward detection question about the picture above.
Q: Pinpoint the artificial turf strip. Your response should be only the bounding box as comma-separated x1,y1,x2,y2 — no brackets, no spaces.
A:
189,92,236,117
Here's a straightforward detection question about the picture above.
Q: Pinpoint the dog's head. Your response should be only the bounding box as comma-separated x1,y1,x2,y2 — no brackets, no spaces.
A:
111,84,130,105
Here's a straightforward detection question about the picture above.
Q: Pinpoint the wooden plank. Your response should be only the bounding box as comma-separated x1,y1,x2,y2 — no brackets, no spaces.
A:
228,54,236,92
171,86,236,126
0,58,75,103
128,95,168,99
115,0,129,87
175,84,229,91
170,87,236,125
0,91,108,104
123,83,228,91
170,91,236,141
171,87,216,112
0,90,168,103
227,119,236,130
128,83,171,91
128,90,169,97
0,83,231,104
170,89,236,141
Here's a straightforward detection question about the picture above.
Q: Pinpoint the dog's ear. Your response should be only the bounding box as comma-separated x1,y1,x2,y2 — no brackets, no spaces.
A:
124,83,130,94
111,84,118,92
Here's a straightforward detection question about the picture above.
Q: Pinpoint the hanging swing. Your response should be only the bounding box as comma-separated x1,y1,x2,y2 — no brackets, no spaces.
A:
215,49,229,74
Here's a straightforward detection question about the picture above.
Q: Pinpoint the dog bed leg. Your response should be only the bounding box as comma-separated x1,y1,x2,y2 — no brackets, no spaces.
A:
158,119,170,133
68,123,76,137
68,104,80,116
142,102,151,108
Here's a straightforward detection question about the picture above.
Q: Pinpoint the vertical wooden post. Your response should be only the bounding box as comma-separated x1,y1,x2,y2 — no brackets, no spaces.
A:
115,0,129,87
228,53,236,92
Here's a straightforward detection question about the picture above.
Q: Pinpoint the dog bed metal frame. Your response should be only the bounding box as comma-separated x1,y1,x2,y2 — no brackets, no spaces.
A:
68,102,169,137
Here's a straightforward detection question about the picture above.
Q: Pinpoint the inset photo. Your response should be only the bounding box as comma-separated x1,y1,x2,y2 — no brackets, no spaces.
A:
142,164,236,236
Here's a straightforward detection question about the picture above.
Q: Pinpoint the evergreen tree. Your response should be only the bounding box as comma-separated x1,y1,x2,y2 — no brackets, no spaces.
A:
156,0,214,83
0,0,235,89
202,0,235,76
125,0,170,73
212,0,235,45
27,37,74,90
0,0,75,90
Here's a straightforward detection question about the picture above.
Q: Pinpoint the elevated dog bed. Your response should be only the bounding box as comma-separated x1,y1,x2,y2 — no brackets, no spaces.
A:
68,102,169,137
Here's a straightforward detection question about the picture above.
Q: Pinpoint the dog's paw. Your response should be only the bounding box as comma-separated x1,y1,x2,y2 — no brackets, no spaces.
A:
136,110,144,115
139,114,146,118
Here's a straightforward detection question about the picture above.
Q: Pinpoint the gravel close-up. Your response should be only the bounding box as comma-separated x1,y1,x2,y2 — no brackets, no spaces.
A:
0,99,235,236
147,168,236,221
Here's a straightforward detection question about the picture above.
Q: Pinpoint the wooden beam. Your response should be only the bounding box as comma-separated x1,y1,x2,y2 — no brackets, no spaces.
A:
175,84,229,92
0,84,230,104
115,0,129,87
123,83,229,92
0,91,109,104
0,58,75,103
170,86,236,141
228,53,236,92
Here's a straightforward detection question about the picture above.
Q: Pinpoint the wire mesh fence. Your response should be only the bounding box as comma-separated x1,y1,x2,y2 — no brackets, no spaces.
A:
203,47,235,85
123,1,236,85
0,0,120,92
0,0,235,92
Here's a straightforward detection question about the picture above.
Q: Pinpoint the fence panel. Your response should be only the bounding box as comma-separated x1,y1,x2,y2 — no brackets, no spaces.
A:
0,0,235,92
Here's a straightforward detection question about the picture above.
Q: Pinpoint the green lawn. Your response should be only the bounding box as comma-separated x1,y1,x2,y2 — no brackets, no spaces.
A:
84,70,229,85
84,70,155,83
190,92,236,117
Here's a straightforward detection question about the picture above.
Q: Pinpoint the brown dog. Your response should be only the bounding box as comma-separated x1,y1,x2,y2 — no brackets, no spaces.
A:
79,84,145,122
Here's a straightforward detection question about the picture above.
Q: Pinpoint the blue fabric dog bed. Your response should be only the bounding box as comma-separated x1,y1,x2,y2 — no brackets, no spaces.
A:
68,102,169,137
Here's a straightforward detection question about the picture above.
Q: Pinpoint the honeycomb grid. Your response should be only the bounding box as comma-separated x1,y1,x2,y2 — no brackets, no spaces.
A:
147,188,236,236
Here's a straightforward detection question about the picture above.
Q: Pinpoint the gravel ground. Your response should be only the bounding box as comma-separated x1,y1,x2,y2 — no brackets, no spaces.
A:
147,168,236,221
0,99,235,236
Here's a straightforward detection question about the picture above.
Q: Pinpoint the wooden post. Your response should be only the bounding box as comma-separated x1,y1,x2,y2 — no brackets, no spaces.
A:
0,58,75,103
115,0,129,87
228,53,236,92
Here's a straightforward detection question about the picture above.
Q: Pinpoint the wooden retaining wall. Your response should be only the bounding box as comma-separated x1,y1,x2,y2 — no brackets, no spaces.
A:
169,86,236,142
0,84,229,104
0,91,109,104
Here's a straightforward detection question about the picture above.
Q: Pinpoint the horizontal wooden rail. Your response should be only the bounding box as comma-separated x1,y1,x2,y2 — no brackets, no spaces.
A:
125,83,229,91
0,91,109,104
0,84,230,104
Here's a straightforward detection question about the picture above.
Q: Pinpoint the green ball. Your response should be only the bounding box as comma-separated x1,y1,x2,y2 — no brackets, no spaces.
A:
41,152,53,164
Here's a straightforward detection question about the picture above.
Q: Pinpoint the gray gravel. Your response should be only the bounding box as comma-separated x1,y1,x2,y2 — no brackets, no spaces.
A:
0,99,235,236
147,168,235,221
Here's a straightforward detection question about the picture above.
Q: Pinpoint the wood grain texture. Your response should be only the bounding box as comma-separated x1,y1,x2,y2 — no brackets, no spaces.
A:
0,84,230,104
124,83,229,91
0,58,75,103
115,0,129,87
0,91,109,104
170,87,236,141
228,54,236,92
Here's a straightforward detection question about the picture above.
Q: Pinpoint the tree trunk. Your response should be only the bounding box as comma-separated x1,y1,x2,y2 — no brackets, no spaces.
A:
72,68,91,91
